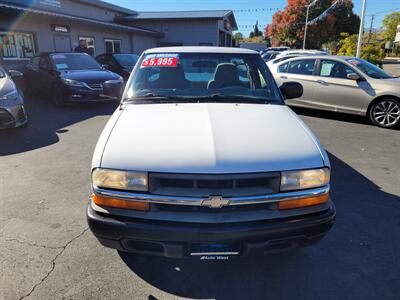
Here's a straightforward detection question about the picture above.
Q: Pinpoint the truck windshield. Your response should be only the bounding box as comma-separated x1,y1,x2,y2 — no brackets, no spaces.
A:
124,52,282,103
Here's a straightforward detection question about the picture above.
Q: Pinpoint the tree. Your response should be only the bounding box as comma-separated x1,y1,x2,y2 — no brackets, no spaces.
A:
264,0,360,48
338,33,385,65
249,21,263,39
254,21,262,37
382,12,400,42
233,32,244,41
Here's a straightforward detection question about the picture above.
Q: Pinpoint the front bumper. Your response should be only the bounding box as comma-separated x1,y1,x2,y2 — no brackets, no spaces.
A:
63,82,123,103
0,97,27,129
87,201,336,258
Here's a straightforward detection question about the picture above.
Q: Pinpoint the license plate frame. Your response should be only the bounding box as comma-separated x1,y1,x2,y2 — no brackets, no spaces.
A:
189,242,241,257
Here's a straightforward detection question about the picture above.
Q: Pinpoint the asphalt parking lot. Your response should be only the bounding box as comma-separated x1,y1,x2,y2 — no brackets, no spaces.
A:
1,85,400,299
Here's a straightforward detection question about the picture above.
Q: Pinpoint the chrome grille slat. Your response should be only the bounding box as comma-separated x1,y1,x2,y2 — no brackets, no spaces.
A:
87,83,103,90
149,172,281,197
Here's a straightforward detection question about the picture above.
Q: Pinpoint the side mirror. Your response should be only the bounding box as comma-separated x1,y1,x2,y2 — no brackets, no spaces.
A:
8,69,23,78
280,82,303,100
347,73,361,81
102,64,110,70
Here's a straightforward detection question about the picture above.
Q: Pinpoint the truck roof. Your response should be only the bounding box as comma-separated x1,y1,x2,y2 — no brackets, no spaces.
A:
144,46,258,55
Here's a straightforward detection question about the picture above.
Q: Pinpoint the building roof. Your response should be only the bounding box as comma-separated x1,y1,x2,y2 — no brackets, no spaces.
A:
0,2,164,37
116,10,238,30
76,0,136,15
144,46,258,54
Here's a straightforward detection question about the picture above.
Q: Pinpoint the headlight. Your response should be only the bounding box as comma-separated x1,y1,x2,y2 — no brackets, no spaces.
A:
92,168,148,192
280,168,330,191
62,78,85,87
0,90,18,101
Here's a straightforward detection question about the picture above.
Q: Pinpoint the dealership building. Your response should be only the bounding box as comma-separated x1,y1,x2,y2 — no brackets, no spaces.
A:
0,0,237,70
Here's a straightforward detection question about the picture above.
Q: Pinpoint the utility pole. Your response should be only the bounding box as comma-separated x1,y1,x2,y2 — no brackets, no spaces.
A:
303,5,311,49
356,0,367,58
303,0,319,50
367,14,374,44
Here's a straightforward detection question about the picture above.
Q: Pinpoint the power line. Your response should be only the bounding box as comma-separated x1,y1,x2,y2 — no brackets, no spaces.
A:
367,8,400,16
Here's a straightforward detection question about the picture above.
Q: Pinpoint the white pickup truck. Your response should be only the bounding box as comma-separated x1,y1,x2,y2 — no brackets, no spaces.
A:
88,47,335,259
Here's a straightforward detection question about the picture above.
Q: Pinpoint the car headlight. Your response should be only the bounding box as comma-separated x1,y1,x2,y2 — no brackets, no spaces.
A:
92,168,148,192
280,168,330,191
0,90,18,101
62,78,85,87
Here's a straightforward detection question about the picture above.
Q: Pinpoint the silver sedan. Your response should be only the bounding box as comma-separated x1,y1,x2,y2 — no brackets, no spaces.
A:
270,55,400,128
0,67,27,129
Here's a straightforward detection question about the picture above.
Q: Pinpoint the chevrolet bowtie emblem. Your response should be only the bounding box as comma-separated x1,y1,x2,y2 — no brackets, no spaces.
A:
202,196,230,208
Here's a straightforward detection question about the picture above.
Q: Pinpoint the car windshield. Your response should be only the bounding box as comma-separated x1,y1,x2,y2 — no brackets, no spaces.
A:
124,52,282,104
114,54,139,68
346,58,393,79
50,53,101,71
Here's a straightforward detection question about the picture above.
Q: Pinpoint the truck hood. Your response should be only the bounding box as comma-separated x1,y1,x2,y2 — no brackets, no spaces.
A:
98,103,326,173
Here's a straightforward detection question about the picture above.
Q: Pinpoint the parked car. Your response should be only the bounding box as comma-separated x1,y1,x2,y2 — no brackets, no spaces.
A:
276,49,328,58
0,67,28,129
96,53,140,81
261,50,280,62
271,55,400,128
87,46,335,259
260,47,290,55
267,52,327,69
24,52,124,105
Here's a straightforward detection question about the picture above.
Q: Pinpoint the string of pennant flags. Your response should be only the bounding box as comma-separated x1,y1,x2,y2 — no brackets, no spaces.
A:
233,8,280,13
237,24,269,29
236,0,347,32
308,0,345,25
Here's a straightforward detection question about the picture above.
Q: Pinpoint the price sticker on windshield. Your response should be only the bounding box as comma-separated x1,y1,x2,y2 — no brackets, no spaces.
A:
141,54,179,68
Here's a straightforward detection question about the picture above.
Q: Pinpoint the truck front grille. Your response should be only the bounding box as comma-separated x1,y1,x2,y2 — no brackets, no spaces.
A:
149,172,280,197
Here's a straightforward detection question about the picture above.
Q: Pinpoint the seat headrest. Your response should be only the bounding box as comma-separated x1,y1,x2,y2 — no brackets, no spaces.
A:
214,63,239,82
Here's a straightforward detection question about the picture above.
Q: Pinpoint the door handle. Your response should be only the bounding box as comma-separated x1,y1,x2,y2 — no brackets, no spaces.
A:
280,76,288,79
317,80,328,85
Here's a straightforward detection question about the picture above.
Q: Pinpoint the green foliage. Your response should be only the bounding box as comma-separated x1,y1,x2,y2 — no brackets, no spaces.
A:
233,32,244,41
249,21,263,38
382,12,400,41
337,33,385,65
254,21,262,37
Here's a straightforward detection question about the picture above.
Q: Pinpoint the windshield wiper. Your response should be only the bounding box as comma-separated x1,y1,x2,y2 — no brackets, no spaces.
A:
124,93,194,104
188,93,271,104
123,93,271,104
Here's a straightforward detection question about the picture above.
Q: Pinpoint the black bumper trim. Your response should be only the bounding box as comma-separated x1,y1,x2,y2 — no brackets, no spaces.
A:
87,203,336,257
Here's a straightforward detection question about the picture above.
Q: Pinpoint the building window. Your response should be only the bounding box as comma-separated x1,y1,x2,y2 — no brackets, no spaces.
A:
0,32,35,59
79,36,95,55
104,39,121,54
219,31,226,47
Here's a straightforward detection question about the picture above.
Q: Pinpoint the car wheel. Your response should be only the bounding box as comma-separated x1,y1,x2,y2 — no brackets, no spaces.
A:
369,98,400,128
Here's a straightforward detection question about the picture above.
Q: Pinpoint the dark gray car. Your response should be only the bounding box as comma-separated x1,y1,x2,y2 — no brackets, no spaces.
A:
0,67,27,129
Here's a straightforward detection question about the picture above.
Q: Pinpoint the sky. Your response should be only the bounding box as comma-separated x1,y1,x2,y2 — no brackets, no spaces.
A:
106,0,399,36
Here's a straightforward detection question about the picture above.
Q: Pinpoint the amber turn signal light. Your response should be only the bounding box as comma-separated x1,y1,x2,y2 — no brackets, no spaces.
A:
278,193,329,210
92,194,150,211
